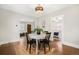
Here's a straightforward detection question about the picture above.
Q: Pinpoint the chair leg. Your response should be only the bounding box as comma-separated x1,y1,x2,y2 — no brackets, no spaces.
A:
38,42,41,50
29,44,31,54
49,45,50,51
44,43,46,54
26,44,28,50
48,43,50,51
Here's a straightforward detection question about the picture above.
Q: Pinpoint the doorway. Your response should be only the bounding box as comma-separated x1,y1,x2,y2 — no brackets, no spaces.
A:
27,24,32,33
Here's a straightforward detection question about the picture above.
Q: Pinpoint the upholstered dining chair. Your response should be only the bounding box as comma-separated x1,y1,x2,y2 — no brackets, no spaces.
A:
25,33,36,54
40,32,51,54
53,32,59,38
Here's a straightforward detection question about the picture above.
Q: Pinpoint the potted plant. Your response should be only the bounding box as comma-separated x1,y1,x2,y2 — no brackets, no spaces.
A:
34,28,43,35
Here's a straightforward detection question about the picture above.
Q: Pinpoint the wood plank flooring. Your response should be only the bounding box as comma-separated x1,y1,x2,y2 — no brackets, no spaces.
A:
0,37,79,55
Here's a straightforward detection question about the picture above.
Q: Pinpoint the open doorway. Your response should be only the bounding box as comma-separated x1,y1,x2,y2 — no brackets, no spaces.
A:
27,24,32,33
19,22,35,37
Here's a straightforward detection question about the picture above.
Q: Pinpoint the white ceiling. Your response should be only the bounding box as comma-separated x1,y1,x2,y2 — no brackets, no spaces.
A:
0,4,71,18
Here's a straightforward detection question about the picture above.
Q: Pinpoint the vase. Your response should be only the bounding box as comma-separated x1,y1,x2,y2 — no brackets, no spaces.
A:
37,32,40,35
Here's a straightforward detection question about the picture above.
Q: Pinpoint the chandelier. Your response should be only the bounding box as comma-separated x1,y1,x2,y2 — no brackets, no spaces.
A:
35,4,43,13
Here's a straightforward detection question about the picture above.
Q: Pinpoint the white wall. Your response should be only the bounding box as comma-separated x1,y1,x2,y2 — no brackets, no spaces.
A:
35,17,51,31
20,22,35,33
36,15,64,41
63,5,79,48
38,5,79,48
0,9,34,45
20,22,26,33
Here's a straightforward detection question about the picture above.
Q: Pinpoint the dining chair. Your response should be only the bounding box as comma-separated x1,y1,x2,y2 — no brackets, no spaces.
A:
40,32,51,54
25,33,36,54
20,32,25,37
53,32,59,38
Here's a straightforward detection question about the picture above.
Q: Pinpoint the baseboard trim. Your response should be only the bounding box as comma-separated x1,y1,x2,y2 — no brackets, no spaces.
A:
0,39,20,45
63,41,79,49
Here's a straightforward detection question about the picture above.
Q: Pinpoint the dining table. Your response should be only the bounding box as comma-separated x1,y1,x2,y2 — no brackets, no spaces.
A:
29,33,46,54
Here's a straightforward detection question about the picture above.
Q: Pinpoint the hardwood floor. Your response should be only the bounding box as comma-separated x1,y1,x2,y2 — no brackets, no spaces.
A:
0,37,79,55
63,45,79,55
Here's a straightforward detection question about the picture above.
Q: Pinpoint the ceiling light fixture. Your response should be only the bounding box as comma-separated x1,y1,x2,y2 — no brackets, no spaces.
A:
35,4,43,14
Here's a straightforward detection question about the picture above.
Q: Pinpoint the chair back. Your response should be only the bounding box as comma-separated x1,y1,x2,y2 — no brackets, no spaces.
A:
53,32,59,38
45,32,51,40
26,33,30,42
54,32,59,36
44,31,48,34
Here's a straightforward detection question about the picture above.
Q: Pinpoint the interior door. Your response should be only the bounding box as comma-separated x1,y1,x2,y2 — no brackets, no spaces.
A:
27,24,31,33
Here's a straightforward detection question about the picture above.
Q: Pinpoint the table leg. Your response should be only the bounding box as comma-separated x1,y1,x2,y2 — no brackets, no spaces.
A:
36,39,38,54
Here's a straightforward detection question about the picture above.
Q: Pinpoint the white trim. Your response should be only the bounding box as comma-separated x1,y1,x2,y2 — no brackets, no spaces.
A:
0,39,20,45
63,41,79,49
